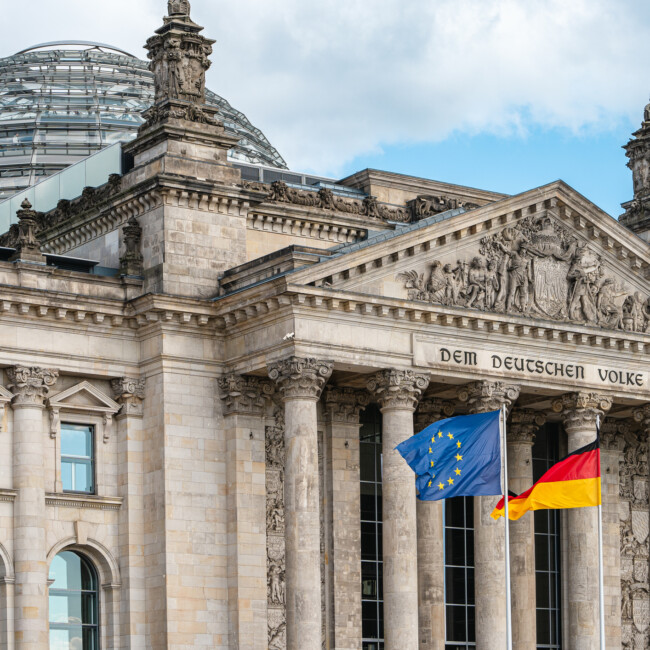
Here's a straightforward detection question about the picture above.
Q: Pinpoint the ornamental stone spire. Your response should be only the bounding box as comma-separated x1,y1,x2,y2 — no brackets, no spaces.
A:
9,199,45,264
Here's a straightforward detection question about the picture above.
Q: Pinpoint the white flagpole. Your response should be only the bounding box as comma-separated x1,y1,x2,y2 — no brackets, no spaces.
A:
502,404,513,650
597,415,606,649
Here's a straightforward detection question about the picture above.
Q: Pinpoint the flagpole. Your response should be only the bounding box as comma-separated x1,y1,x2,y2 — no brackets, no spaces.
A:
502,404,513,650
597,415,606,649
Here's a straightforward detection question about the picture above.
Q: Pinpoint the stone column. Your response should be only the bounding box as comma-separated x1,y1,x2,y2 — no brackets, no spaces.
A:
7,366,58,649
414,398,455,650
268,357,333,650
218,374,272,650
111,378,146,649
552,392,612,649
507,409,545,649
457,381,520,650
367,369,430,650
322,387,369,650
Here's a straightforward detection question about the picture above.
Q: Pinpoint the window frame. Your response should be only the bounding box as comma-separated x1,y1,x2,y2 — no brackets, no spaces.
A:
60,422,96,495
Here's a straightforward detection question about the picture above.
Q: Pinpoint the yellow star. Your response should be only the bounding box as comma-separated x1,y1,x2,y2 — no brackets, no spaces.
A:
429,447,433,454
438,430,443,438
448,477,454,485
457,441,462,448
430,460,434,468
455,453,463,462
455,468,461,476
447,433,454,440
438,482,445,490
431,436,436,444
428,480,432,488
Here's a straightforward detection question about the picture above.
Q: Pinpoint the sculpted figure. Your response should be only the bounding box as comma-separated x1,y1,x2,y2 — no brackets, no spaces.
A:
268,622,286,650
465,257,488,309
165,38,184,98
427,260,447,303
442,263,461,305
506,244,532,313
596,278,624,328
622,292,645,332
485,261,499,310
567,248,599,324
268,560,284,605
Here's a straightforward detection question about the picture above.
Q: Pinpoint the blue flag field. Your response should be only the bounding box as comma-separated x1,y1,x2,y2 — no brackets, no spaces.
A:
396,410,503,500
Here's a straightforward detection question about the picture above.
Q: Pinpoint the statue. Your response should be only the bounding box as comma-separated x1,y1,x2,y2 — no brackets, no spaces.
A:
505,243,532,314
465,257,488,309
168,0,190,16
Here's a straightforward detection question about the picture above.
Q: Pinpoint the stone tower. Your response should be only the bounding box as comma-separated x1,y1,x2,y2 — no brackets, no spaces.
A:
121,0,243,297
620,103,650,241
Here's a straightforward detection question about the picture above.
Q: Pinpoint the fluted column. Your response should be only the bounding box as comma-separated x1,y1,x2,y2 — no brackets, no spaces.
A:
553,392,612,649
322,387,369,650
112,378,146,648
508,409,545,649
414,399,455,650
268,357,333,650
218,374,273,650
457,381,520,650
7,366,58,649
367,369,430,650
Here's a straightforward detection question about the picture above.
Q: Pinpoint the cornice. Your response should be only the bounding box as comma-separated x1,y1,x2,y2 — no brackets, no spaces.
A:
0,489,17,503
45,493,123,511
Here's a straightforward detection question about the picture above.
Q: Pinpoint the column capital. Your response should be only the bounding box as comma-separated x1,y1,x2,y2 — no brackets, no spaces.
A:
268,357,333,401
415,398,455,432
552,392,612,433
111,377,146,418
323,387,370,424
457,381,520,414
508,409,546,445
633,403,650,431
367,369,429,412
7,366,58,407
218,373,274,416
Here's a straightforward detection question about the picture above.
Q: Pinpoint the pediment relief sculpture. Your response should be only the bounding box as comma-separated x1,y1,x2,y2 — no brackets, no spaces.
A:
398,214,650,332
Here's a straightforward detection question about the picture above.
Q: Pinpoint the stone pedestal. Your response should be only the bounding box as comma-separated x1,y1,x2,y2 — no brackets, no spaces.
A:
367,369,429,650
507,409,545,649
458,381,520,650
322,388,369,650
268,358,333,650
414,399,454,650
553,392,612,650
112,378,147,648
7,366,58,649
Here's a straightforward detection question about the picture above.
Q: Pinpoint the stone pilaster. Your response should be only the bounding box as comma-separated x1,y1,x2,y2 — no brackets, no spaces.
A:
367,369,430,650
268,358,333,650
414,399,454,650
552,392,612,649
458,380,520,650
112,378,146,648
219,374,273,650
7,366,58,648
507,408,545,649
322,387,369,650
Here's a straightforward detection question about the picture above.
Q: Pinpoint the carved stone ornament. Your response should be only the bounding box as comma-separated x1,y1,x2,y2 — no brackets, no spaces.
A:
120,217,144,277
267,357,333,401
408,194,479,221
600,420,631,452
457,381,520,414
8,199,45,263
168,0,190,15
552,392,612,432
508,408,546,444
634,404,650,431
415,398,455,432
367,369,430,411
398,212,650,332
7,366,59,407
323,387,370,424
111,377,146,417
218,374,273,416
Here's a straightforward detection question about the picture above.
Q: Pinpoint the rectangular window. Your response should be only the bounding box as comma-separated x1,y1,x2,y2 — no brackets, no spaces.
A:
445,496,475,649
61,424,95,494
533,424,562,649
360,405,383,650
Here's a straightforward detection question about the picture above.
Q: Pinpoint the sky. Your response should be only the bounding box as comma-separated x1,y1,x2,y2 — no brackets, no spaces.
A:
2,0,650,217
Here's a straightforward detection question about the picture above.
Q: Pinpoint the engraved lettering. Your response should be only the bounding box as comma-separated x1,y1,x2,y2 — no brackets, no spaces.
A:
465,352,478,366
441,348,451,363
492,355,502,369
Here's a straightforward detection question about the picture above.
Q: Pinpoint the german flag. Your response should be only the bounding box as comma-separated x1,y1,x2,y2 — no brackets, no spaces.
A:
491,438,601,521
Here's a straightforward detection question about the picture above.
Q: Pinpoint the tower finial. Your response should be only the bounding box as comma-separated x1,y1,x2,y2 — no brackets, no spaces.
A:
167,0,190,16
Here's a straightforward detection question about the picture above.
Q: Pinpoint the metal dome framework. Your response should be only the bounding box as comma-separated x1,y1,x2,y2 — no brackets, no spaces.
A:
0,43,287,199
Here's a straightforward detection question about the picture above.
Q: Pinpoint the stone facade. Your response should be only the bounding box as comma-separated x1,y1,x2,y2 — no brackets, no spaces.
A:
0,2,648,649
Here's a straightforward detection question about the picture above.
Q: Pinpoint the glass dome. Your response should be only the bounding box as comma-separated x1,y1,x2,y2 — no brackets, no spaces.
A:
0,42,287,200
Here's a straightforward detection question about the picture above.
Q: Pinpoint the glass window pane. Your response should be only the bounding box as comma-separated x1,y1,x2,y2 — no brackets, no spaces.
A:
61,461,73,492
445,567,466,605
445,528,466,566
446,605,467,642
74,462,93,493
61,425,92,458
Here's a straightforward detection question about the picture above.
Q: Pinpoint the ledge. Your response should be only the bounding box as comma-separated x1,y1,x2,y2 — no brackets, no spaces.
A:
0,489,17,503
45,493,123,511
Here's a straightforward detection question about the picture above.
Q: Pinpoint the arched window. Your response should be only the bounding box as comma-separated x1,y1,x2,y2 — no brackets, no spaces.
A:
49,551,99,650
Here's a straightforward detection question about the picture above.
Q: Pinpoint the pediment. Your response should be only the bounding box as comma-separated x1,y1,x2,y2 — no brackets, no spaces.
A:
47,381,120,415
0,386,11,404
290,182,650,334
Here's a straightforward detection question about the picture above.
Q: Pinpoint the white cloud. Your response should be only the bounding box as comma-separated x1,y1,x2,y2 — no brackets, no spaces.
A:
3,0,650,174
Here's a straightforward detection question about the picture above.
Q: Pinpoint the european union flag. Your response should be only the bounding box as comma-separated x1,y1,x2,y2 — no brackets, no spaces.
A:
396,410,502,500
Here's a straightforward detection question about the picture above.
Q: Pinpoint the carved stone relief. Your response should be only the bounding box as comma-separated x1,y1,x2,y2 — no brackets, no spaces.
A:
408,194,479,221
266,405,286,649
619,426,650,649
398,213,650,332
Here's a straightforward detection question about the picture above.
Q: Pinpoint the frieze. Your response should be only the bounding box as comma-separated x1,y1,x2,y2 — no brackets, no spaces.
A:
398,213,650,332
408,194,479,221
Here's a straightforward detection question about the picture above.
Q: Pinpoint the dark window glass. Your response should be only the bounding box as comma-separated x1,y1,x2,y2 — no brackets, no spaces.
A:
61,424,94,494
360,405,383,649
49,551,99,649
445,496,475,648
533,423,563,649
